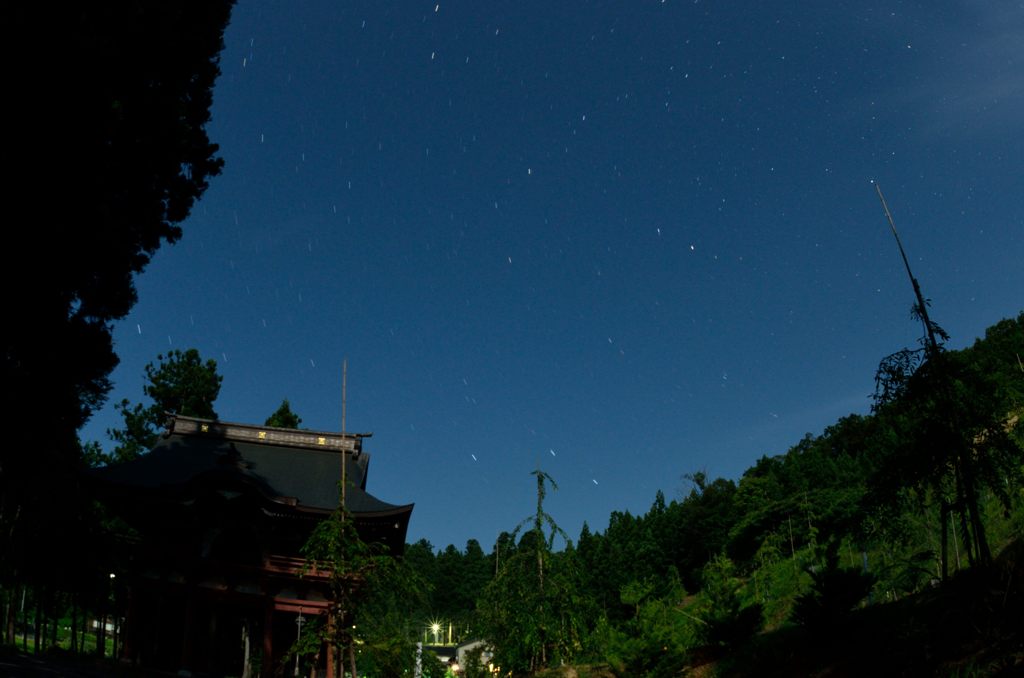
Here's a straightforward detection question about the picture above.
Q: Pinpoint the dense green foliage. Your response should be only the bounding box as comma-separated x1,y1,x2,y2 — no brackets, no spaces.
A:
789,558,875,631
398,312,1023,676
869,315,1024,574
1,3,1018,674
3,303,1020,676
477,471,590,673
265,399,304,429
297,501,428,677
107,349,222,461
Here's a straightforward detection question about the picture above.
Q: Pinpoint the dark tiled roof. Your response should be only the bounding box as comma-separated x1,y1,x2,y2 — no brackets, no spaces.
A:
93,416,412,518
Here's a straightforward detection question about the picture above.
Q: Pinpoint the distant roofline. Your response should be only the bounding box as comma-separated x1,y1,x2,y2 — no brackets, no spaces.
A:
167,415,373,454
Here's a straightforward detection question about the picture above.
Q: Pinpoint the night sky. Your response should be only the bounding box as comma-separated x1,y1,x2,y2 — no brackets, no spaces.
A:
81,1,1024,551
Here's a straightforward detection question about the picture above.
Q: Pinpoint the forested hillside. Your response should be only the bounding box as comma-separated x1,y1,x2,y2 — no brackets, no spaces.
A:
2,313,1019,676
397,312,1023,676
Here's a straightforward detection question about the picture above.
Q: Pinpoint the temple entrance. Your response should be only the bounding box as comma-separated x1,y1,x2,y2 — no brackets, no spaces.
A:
92,415,413,678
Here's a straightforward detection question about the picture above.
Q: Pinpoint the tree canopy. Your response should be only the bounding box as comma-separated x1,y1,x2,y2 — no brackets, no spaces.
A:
2,0,234,595
2,312,1017,674
478,470,589,674
266,399,303,429
868,312,1024,573
108,349,222,462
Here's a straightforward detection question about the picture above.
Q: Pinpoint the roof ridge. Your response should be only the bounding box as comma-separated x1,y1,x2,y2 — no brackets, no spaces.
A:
168,415,372,453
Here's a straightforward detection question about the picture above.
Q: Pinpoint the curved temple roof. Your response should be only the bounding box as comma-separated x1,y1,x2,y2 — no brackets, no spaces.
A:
93,415,413,529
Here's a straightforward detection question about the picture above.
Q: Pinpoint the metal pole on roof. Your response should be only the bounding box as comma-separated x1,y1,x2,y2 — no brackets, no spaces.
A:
341,358,348,510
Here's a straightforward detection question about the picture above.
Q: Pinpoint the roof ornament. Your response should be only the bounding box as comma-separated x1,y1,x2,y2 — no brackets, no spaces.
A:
161,412,176,438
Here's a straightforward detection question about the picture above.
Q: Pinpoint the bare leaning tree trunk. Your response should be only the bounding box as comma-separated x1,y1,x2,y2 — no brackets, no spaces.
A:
960,460,992,567
49,591,58,650
4,586,16,646
953,466,976,567
939,500,949,580
33,587,42,654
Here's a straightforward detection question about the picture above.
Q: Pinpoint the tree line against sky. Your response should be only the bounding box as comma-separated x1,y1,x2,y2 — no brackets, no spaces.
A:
2,2,1021,674
34,310,1018,675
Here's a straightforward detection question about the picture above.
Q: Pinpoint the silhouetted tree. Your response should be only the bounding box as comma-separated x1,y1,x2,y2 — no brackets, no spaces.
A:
790,558,875,631
265,399,303,429
696,555,763,649
479,470,587,674
108,349,222,461
3,0,234,588
871,311,1023,574
299,491,425,677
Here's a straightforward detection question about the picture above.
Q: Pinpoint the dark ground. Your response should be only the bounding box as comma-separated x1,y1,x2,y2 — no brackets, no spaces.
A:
711,540,1024,677
0,649,166,678
3,542,1022,677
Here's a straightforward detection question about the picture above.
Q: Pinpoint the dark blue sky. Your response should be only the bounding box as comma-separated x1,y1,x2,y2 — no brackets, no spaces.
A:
82,1,1024,551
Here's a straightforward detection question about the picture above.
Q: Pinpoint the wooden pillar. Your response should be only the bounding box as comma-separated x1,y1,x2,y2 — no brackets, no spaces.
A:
180,589,196,673
208,602,218,675
325,613,335,678
153,583,166,664
262,604,274,678
940,500,949,581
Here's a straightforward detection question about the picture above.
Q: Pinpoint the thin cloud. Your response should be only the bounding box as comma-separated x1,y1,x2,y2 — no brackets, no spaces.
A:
895,3,1024,137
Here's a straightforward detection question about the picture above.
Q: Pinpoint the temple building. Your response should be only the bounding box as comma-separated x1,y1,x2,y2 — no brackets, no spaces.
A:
92,414,413,676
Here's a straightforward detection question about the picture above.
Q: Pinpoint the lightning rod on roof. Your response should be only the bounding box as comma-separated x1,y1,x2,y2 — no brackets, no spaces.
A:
341,358,348,509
